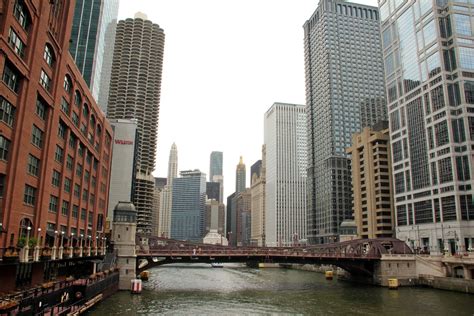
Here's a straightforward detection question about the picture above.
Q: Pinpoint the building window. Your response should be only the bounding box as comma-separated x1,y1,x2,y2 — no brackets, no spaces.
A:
27,154,40,176
35,97,47,120
52,169,61,187
13,1,30,30
69,134,76,149
49,195,58,213
66,155,73,170
72,205,79,218
64,177,71,193
43,44,55,66
54,145,64,163
0,174,5,198
8,28,25,58
438,157,453,184
0,136,11,161
31,125,43,148
74,184,80,198
88,211,93,224
71,111,79,127
23,184,36,205
58,120,67,139
82,189,88,201
61,200,69,216
74,91,82,106
81,208,86,220
83,104,89,118
0,97,15,127
60,97,70,114
64,75,72,94
84,170,90,183
2,63,21,93
76,164,82,177
39,70,51,91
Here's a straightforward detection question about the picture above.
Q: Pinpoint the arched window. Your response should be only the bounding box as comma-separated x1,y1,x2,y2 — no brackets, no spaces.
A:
83,103,89,118
97,124,102,137
90,115,96,129
43,44,55,67
13,0,31,31
19,218,33,238
63,75,72,94
74,90,82,107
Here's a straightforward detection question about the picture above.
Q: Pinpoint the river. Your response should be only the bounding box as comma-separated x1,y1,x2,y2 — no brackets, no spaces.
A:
88,264,473,315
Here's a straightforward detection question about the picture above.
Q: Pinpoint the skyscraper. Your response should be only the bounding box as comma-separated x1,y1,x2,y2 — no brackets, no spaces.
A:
236,156,246,194
209,151,223,181
304,0,386,244
69,0,119,108
152,177,167,237
107,13,165,234
265,103,307,246
251,146,266,246
379,0,474,253
159,143,178,237
171,170,207,241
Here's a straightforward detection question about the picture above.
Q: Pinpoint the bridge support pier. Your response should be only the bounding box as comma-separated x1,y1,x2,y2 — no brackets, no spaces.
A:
112,202,137,290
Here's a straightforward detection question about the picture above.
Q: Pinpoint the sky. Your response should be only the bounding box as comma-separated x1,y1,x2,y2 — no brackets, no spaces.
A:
117,0,378,200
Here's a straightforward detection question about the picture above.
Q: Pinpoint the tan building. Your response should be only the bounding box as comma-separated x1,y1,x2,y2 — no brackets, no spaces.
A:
236,189,252,246
347,122,394,239
251,146,266,246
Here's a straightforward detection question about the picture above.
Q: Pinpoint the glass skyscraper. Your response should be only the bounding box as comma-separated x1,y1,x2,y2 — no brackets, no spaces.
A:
69,0,119,110
379,0,474,253
171,170,207,241
304,0,387,244
209,151,223,181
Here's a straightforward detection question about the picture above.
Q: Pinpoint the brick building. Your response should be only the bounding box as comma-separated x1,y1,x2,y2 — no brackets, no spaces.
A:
0,0,113,289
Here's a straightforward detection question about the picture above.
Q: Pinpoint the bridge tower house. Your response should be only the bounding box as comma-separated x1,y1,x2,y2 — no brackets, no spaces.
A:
112,202,137,290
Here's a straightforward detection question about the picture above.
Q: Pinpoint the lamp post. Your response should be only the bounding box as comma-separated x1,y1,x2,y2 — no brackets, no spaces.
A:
87,235,92,256
69,233,74,258
34,228,41,261
59,231,65,259
79,234,84,257
95,236,99,255
51,230,58,260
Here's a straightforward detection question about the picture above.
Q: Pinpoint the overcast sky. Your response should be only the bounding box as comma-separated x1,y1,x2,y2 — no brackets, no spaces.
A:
118,0,378,199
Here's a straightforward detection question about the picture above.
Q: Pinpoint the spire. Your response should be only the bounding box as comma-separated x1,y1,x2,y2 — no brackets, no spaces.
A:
167,143,178,186
239,156,244,165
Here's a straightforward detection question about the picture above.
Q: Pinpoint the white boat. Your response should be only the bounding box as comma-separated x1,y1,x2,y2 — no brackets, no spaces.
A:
211,262,224,268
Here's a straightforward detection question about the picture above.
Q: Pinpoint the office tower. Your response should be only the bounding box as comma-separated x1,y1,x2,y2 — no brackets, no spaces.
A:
205,199,225,235
69,0,120,108
212,175,224,203
250,146,266,246
236,156,246,193
107,119,138,228
236,189,251,246
152,177,167,236
158,143,178,237
206,181,220,201
170,170,206,241
209,151,223,181
0,0,113,289
347,121,394,238
107,13,165,234
304,0,386,244
379,0,474,253
226,192,237,245
265,103,307,246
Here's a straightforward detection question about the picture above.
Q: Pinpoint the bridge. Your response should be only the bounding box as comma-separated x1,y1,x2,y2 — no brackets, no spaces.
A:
135,237,413,278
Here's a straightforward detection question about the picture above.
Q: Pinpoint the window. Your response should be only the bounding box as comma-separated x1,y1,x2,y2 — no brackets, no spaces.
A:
91,176,96,188
84,170,90,183
81,208,86,220
69,134,76,149
27,154,40,176
39,70,51,91
76,164,82,177
54,145,64,163
88,211,93,224
438,157,453,183
49,195,58,213
64,177,71,193
13,1,30,30
60,97,70,114
61,200,69,216
31,125,43,148
58,120,67,139
24,185,36,205
63,75,72,94
74,184,80,198
43,44,54,66
74,91,82,106
72,112,79,127
66,155,73,170
83,104,89,118
35,97,46,120
72,205,79,218
82,189,88,201
434,120,449,147
2,63,20,93
0,174,5,198
0,97,15,126
8,28,25,58
52,170,61,187
0,136,11,161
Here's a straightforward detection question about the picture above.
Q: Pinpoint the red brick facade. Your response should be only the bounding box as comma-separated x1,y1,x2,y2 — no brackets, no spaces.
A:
0,0,113,252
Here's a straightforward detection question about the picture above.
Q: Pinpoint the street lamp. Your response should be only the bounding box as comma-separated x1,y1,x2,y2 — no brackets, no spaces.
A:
37,228,42,247
60,231,65,248
26,226,32,248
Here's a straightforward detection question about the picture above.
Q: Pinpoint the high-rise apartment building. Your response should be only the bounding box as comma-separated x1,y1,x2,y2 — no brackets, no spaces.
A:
236,156,246,194
0,0,113,289
107,13,165,234
158,143,177,238
379,0,474,253
107,119,138,228
265,103,307,246
170,170,206,241
69,0,119,109
347,122,394,239
304,0,386,243
152,177,167,236
251,147,266,246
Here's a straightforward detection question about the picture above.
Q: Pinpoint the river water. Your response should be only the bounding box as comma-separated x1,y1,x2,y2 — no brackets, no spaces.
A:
89,264,473,315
